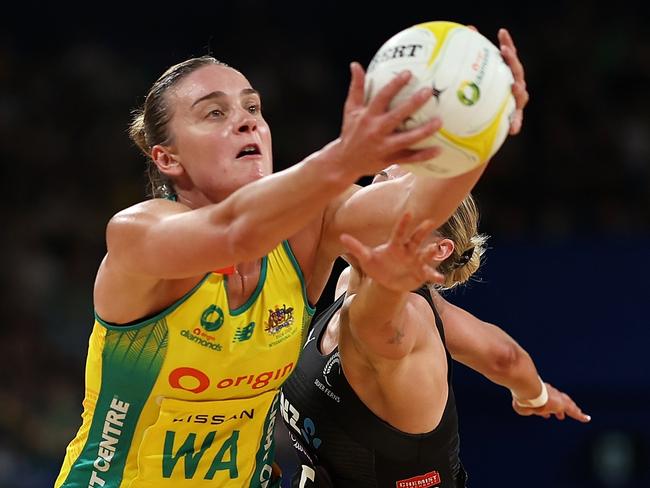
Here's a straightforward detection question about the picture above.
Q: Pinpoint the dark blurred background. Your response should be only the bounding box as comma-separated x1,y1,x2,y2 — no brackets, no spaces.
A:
1,1,649,487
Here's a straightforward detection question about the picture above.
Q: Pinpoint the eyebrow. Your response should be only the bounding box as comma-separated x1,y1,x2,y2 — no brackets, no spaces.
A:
191,88,260,108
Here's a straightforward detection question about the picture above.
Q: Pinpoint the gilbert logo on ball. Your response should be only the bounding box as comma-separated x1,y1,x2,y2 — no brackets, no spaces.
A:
365,21,515,178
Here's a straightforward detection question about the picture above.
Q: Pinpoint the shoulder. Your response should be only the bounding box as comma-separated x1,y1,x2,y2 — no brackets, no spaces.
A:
109,198,190,225
106,199,190,241
409,291,437,325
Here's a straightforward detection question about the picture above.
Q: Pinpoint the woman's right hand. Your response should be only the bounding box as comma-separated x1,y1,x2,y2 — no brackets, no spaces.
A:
339,212,443,292
331,62,442,178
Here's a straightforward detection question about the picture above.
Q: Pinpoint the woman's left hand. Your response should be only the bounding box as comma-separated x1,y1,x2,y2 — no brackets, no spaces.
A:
512,383,591,423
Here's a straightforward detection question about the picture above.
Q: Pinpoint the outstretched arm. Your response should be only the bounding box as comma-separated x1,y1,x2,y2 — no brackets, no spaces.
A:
432,292,590,423
340,214,442,361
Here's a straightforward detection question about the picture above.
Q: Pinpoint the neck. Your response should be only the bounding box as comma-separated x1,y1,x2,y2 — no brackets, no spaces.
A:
224,258,262,310
176,189,214,209
234,259,260,277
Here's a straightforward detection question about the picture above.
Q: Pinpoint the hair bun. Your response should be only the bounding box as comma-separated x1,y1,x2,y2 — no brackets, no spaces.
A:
452,247,475,269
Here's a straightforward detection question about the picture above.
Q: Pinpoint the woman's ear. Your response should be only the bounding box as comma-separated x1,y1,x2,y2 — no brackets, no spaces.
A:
432,238,455,264
151,145,183,177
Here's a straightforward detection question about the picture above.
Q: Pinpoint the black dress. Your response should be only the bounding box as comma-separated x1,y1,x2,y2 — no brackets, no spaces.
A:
280,288,467,487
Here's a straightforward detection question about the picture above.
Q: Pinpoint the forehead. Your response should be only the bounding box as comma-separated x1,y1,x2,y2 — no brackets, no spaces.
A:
171,64,254,105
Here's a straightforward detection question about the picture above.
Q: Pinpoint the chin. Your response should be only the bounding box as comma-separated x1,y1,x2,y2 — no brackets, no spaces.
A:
254,161,272,178
250,167,266,180
240,170,265,187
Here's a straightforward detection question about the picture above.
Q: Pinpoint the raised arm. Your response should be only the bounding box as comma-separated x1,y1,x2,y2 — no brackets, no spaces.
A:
319,28,530,263
432,291,590,423
320,166,485,263
339,214,442,361
335,215,454,434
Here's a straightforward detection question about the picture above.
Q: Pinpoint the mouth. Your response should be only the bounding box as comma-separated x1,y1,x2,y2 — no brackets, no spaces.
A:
236,143,261,159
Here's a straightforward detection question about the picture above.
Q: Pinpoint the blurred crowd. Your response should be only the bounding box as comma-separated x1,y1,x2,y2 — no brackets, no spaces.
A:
1,3,648,486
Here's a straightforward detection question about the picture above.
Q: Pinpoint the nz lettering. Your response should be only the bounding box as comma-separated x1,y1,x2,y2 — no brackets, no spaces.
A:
87,397,130,487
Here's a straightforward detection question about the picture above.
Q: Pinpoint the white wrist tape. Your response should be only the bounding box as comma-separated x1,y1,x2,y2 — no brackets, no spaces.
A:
513,376,548,408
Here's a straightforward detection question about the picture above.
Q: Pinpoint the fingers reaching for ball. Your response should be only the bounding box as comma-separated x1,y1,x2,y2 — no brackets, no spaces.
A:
338,61,442,177
498,28,529,135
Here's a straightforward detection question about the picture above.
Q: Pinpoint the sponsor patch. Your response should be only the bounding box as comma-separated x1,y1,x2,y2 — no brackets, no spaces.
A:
396,470,441,488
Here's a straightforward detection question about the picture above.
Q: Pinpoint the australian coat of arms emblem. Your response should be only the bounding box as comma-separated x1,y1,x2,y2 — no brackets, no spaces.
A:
265,304,294,334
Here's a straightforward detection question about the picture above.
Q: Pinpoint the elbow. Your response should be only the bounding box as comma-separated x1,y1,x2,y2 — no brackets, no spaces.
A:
487,342,522,379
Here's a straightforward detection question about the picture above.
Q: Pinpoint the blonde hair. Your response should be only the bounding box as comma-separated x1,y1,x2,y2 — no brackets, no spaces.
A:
128,56,228,198
433,193,488,290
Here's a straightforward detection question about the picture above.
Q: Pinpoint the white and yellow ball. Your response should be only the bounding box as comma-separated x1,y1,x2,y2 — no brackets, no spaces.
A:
365,21,516,178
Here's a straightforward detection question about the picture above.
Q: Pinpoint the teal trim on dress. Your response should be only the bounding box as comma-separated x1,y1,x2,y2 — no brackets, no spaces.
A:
95,273,213,330
249,393,280,487
61,319,169,487
282,241,316,315
226,256,268,316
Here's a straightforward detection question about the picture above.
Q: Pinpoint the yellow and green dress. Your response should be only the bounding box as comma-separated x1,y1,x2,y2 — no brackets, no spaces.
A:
55,241,313,487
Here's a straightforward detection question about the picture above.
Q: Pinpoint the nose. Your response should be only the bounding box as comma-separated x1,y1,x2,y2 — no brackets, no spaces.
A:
236,111,257,134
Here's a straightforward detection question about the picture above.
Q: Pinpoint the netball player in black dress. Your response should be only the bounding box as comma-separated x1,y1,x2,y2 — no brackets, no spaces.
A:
281,170,590,487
